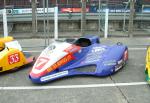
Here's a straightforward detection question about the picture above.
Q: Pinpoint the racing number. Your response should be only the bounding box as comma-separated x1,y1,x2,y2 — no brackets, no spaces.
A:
8,53,20,64
35,57,49,70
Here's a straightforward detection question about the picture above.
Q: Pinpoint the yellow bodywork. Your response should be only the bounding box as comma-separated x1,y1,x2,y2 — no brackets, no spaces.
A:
145,47,150,82
0,36,30,72
0,48,28,72
0,36,14,43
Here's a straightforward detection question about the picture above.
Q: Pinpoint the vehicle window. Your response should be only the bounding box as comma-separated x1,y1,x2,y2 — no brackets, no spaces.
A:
74,38,91,47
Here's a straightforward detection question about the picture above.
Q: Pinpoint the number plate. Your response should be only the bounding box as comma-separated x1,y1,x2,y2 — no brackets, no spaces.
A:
8,53,20,64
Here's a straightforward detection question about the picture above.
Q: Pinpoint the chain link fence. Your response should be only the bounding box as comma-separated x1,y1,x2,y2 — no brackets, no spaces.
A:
0,0,150,38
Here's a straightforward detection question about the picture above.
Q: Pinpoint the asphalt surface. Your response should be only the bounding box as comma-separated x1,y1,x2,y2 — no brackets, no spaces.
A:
0,37,150,103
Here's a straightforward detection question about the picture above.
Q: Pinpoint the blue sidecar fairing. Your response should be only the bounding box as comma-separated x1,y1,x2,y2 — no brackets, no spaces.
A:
29,35,128,83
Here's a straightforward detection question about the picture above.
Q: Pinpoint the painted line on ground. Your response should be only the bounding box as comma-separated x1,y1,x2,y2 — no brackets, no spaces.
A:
23,50,41,53
0,82,148,90
129,48,146,50
23,47,147,53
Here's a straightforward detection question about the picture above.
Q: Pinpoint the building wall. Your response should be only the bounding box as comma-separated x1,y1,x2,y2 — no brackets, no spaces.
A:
1,20,149,34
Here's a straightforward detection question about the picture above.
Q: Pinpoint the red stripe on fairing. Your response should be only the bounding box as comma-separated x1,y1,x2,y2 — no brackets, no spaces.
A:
123,50,128,61
30,54,75,78
30,69,48,78
64,44,81,53
46,53,75,72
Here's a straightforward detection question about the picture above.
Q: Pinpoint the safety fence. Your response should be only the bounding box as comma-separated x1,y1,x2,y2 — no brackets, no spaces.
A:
0,0,149,38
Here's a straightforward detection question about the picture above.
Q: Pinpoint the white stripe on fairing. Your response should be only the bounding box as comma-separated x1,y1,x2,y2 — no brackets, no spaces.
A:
32,42,71,74
0,82,148,90
23,47,147,53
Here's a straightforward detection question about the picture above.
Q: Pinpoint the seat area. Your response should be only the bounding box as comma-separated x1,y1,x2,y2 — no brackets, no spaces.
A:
74,38,91,47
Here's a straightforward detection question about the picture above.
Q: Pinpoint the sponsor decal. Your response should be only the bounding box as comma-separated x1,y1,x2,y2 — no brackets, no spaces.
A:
47,54,74,72
61,8,89,13
40,71,68,81
48,45,56,51
83,52,100,64
96,8,130,13
8,53,20,64
115,65,122,72
115,59,124,72
103,60,116,66
91,46,106,53
46,45,56,54
118,59,123,64
82,47,106,64
12,8,55,14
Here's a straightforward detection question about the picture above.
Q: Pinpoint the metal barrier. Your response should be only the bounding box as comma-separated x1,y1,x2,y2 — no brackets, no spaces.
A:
0,0,149,37
0,13,149,21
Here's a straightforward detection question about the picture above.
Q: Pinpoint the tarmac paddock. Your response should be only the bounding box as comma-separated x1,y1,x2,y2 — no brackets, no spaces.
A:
0,37,150,103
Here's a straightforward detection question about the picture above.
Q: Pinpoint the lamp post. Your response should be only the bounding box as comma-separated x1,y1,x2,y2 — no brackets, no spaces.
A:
32,0,37,37
128,0,135,37
81,0,86,36
98,0,101,33
4,0,6,8
3,0,8,37
123,1,130,31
